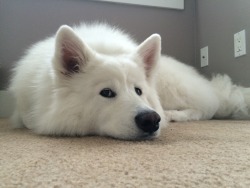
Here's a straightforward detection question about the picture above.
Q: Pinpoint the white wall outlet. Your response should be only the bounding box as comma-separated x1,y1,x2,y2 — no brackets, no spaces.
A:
200,46,209,67
234,29,246,58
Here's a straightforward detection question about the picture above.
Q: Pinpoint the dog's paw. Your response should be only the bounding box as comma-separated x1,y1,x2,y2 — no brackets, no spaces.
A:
164,110,185,122
165,109,203,122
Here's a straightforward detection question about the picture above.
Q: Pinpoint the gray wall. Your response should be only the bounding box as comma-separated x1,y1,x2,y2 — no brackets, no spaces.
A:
196,0,250,87
0,0,196,89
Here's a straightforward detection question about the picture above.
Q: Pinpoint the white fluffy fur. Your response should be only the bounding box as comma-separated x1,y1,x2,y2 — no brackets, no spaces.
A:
9,23,250,140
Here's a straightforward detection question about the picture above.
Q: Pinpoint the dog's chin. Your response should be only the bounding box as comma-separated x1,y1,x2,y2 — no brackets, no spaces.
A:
112,131,160,141
138,132,159,140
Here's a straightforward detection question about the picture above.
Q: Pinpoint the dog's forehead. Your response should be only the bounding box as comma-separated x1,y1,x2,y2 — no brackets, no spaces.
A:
94,55,146,84
109,56,144,80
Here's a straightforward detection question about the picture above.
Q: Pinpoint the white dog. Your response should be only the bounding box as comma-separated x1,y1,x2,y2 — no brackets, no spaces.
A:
9,23,250,140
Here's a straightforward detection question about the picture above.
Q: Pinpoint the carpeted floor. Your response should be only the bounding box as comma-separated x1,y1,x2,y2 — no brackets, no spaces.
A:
1,119,250,187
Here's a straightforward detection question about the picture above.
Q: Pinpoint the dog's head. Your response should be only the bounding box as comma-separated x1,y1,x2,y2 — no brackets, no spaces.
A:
52,25,165,140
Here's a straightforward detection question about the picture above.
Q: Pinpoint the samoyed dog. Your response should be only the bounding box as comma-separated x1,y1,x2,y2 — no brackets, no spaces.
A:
9,23,250,140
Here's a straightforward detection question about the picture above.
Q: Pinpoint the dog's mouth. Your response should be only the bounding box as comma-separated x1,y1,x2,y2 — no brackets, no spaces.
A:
117,131,159,141
138,132,159,140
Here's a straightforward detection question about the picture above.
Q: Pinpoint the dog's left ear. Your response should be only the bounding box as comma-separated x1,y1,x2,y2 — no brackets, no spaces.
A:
136,34,161,78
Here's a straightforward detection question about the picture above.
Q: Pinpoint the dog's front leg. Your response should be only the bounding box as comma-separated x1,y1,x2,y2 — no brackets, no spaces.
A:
165,109,210,122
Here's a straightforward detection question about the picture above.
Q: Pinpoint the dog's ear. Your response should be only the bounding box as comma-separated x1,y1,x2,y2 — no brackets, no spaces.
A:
53,25,93,76
136,34,161,78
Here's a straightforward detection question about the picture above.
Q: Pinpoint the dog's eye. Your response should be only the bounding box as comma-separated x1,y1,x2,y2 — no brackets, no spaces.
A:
135,87,142,96
100,88,116,98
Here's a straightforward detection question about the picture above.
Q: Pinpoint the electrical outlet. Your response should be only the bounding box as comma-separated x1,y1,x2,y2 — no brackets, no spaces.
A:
234,30,246,58
200,46,208,67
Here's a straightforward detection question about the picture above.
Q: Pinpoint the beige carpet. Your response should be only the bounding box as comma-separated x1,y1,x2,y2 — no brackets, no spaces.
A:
1,119,250,187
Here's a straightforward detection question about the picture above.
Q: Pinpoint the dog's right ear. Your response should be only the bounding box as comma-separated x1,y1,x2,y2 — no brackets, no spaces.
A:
53,25,93,76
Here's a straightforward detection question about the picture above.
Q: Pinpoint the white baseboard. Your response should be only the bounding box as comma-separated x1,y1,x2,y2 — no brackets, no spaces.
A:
0,90,14,118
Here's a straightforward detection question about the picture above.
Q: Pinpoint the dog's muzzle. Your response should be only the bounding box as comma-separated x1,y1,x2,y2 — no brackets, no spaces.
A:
135,111,161,134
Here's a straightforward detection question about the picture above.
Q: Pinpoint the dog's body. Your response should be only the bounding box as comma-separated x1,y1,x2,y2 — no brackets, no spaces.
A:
9,23,250,140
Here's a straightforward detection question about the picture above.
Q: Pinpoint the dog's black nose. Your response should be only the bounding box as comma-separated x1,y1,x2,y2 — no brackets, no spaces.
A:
135,111,161,133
